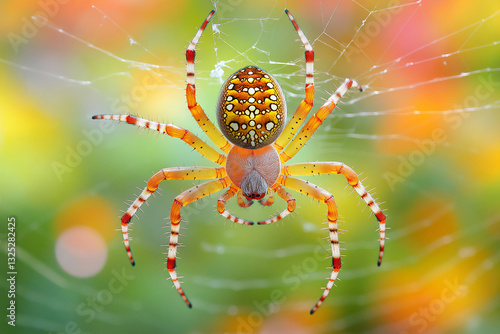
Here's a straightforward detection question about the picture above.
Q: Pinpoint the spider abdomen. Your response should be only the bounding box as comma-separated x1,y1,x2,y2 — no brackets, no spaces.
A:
217,66,286,149
226,145,281,200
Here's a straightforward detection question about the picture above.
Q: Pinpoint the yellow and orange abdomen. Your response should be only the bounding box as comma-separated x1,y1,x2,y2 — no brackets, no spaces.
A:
217,66,286,149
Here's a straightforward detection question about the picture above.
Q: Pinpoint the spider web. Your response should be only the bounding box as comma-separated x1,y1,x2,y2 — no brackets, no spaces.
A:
1,0,499,333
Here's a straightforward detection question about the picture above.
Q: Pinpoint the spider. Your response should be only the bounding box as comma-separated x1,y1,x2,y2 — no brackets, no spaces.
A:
93,9,386,314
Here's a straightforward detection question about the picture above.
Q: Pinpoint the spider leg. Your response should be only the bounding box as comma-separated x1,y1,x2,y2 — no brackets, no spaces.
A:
120,167,226,266
92,115,226,165
283,162,386,266
257,185,296,225
217,185,254,225
279,176,340,314
274,9,315,152
259,189,275,206
236,190,254,208
279,78,362,164
186,10,232,153
169,176,231,307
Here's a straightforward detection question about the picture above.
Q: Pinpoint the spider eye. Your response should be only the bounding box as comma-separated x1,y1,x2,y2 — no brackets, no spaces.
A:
217,66,286,149
244,193,265,200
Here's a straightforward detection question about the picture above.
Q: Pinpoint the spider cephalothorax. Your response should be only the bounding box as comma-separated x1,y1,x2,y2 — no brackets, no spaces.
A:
217,66,286,149
93,9,386,314
226,145,281,200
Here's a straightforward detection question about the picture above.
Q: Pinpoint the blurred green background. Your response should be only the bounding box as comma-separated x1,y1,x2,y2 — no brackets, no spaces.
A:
1,0,499,333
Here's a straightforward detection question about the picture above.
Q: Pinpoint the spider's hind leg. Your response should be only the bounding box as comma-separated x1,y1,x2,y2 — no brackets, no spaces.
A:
283,162,386,266
278,176,340,314
168,176,231,307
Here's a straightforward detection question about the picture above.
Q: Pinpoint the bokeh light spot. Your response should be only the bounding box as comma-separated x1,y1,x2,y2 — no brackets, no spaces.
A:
55,195,117,241
55,225,107,278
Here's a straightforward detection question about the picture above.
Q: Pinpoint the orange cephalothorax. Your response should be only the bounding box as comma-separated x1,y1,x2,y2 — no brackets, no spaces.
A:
217,66,286,149
225,145,281,200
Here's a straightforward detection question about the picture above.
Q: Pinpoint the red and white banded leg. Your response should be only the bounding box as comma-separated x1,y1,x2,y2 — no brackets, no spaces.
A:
92,115,226,165
185,10,213,87
257,185,296,225
186,10,231,153
217,185,254,225
280,78,363,163
274,9,315,152
282,162,386,266
279,176,341,314
120,167,225,266
168,176,231,307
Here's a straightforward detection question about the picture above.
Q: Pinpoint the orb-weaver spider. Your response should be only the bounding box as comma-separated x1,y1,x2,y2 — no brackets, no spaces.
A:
93,9,386,314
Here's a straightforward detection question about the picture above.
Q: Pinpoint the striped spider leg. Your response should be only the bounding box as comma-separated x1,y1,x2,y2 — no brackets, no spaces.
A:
255,74,363,227
273,9,315,153
252,10,383,313
281,163,386,314
168,176,232,306
92,11,232,308
92,8,386,315
278,77,362,164
257,184,296,225
121,167,227,307
217,184,254,225
91,115,226,165
92,114,231,308
186,10,232,154
118,166,226,266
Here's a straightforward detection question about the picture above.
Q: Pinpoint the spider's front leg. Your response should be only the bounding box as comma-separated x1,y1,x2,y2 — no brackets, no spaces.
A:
186,10,232,153
278,176,341,314
273,9,315,152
